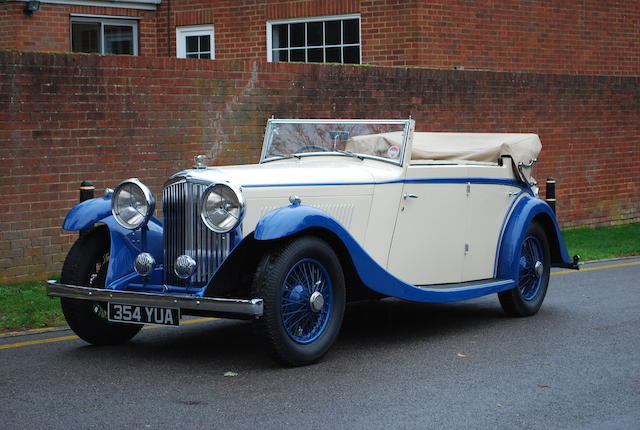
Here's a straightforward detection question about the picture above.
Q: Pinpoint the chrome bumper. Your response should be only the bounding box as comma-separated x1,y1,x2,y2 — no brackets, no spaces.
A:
46,281,263,318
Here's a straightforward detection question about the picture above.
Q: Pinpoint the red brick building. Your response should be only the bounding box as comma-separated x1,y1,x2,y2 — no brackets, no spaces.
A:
2,0,638,74
1,1,639,283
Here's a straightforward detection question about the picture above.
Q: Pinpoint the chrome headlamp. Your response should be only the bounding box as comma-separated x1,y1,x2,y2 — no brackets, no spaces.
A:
200,183,245,233
111,178,156,229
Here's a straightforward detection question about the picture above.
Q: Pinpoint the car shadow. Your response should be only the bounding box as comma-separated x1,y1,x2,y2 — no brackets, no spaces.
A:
336,297,511,348
63,296,516,370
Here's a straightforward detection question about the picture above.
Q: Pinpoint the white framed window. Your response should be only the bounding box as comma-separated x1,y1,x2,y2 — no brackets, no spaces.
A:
176,25,215,59
71,17,138,55
267,14,361,64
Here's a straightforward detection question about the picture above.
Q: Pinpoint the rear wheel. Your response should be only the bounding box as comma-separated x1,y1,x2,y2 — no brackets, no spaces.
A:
499,222,551,317
60,226,142,345
252,236,346,366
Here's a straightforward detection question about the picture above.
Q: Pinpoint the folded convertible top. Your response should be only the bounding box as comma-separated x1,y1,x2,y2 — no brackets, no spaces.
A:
346,131,542,184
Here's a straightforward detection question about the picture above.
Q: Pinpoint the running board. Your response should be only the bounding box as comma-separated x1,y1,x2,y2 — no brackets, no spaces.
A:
378,278,516,303
417,278,512,290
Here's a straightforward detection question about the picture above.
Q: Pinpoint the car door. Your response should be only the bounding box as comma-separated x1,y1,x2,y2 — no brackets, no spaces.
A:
462,164,521,281
387,163,468,285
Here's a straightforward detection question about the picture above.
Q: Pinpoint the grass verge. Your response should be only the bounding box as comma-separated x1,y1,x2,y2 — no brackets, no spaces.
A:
562,222,640,262
0,281,66,332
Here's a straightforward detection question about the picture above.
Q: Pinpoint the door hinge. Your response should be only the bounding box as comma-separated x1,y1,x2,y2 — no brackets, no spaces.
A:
464,242,470,254
466,182,471,196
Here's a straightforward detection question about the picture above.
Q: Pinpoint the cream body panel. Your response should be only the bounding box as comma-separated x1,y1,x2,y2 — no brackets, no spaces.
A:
339,160,405,267
215,157,403,255
387,165,468,285
363,183,405,268
214,156,376,187
241,189,373,245
462,164,520,281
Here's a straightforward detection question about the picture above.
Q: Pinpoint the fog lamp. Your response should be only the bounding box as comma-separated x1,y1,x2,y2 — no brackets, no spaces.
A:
134,252,155,277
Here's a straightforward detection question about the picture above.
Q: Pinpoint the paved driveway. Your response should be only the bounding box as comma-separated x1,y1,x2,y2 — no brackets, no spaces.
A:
1,259,639,429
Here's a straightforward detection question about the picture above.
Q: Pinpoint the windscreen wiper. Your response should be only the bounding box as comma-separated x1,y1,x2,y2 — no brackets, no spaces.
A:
335,150,364,160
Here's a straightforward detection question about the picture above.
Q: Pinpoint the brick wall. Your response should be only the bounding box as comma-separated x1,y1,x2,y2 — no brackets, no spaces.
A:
2,0,639,75
1,51,638,283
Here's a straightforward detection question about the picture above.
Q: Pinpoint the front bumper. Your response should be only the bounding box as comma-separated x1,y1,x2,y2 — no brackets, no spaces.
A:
46,280,263,319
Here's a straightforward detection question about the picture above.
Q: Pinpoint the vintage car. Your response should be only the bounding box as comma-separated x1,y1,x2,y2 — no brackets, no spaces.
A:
47,118,578,366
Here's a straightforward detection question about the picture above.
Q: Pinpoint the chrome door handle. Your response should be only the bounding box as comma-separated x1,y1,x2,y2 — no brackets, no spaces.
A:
403,193,418,200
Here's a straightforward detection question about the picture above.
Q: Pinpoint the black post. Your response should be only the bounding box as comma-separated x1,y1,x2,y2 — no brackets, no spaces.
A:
546,177,556,213
79,180,94,237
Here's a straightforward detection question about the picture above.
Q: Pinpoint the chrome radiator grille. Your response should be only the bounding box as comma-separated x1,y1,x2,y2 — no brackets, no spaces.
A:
163,181,231,287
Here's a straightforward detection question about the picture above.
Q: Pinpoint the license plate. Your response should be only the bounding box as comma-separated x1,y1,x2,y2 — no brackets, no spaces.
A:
108,303,180,326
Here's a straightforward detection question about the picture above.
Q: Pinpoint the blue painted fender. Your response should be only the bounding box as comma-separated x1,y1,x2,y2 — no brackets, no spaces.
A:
61,197,164,290
100,217,164,289
254,205,517,303
496,195,574,282
63,196,113,231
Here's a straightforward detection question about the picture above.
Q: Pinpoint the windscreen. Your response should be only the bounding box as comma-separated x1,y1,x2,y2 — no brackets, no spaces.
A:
261,120,411,165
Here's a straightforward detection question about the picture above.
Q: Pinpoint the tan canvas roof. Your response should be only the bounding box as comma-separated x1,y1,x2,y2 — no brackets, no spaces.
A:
346,131,542,184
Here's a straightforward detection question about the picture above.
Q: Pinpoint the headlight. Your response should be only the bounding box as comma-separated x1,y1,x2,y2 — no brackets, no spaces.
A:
111,178,155,229
201,183,245,233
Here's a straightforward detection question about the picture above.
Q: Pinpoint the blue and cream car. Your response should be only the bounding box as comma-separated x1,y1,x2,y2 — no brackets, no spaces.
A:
48,119,578,365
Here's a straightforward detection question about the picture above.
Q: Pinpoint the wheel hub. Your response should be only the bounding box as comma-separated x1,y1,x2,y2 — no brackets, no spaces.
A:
534,261,544,278
309,291,324,313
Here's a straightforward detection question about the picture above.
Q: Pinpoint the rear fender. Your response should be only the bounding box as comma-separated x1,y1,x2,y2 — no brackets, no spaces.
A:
496,196,574,281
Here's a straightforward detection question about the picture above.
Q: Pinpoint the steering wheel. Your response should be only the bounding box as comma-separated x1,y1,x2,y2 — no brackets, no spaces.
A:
297,145,329,153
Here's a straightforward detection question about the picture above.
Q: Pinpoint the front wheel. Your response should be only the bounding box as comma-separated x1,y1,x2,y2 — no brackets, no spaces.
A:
60,226,142,345
252,236,346,366
498,221,551,317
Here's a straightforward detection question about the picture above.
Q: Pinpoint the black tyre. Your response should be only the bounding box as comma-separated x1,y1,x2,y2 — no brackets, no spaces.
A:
60,226,142,345
252,236,346,366
498,221,551,317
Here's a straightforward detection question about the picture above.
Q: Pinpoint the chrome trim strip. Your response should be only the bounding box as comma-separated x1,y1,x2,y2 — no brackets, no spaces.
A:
241,177,530,189
46,281,263,317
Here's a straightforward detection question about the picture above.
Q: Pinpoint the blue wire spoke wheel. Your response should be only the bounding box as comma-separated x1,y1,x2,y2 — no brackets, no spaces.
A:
281,258,333,344
498,222,551,317
518,235,544,301
252,236,346,366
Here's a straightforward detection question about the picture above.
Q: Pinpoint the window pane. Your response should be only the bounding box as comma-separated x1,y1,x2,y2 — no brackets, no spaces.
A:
290,23,305,47
325,20,341,45
325,47,341,63
343,19,359,44
273,49,289,62
290,49,305,62
307,21,322,46
273,24,288,49
199,35,210,52
104,25,133,55
71,22,100,53
308,48,323,62
199,53,211,59
269,17,360,64
187,53,198,58
343,46,360,64
186,35,198,53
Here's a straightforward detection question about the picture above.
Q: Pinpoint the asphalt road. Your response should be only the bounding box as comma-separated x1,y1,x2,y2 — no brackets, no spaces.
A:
1,259,639,429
